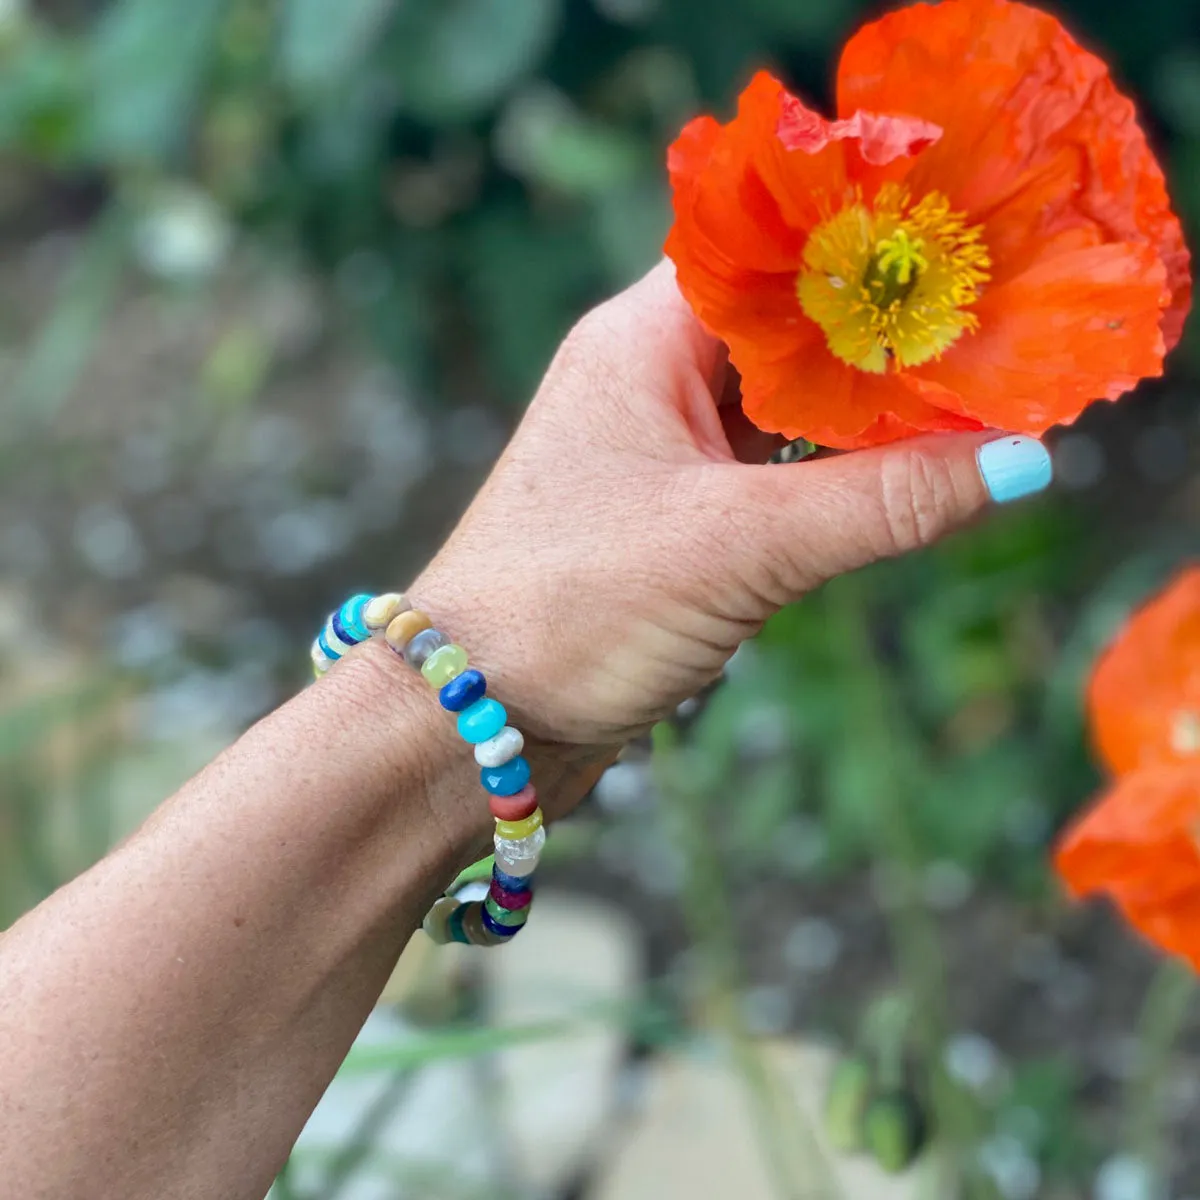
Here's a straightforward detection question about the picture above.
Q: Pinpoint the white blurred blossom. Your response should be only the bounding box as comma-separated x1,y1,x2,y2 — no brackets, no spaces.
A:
133,187,232,281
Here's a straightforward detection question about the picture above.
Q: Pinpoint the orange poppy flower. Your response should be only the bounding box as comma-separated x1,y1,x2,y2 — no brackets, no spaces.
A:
1056,764,1200,969
1089,566,1200,776
665,0,1191,450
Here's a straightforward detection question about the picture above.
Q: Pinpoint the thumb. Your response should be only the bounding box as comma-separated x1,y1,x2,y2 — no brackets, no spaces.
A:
715,432,1054,602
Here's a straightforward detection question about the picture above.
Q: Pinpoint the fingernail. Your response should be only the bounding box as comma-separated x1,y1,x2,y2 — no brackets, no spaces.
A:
977,436,1053,504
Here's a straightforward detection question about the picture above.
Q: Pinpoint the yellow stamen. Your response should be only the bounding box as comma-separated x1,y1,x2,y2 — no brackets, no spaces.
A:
797,183,991,374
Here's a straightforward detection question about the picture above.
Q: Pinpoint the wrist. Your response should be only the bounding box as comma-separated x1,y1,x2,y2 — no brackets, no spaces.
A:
314,641,490,877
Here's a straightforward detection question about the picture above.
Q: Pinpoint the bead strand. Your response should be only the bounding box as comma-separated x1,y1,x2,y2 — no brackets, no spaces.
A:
311,592,543,947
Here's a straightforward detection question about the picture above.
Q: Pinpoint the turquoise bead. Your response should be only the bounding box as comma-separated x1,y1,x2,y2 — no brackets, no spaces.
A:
481,756,531,796
340,593,372,641
457,697,507,744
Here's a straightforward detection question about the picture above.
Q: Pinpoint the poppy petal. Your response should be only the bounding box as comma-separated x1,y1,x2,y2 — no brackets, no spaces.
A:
837,0,1190,347
906,241,1168,432
740,333,983,448
1088,567,1200,776
1055,767,1200,972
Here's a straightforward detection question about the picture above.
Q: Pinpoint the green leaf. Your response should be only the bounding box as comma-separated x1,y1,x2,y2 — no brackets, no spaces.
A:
394,0,561,121
279,0,399,91
82,0,227,163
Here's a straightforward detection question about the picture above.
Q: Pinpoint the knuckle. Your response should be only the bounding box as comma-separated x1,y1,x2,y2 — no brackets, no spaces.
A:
878,449,959,556
540,305,629,417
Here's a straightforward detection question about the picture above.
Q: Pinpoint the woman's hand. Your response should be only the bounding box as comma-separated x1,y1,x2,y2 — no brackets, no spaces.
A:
0,260,1053,1200
409,261,1052,814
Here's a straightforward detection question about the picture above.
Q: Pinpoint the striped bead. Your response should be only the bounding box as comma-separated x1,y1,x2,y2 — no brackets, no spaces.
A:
440,669,486,712
365,592,409,632
495,807,543,841
481,756,531,796
323,615,356,656
480,907,521,940
385,609,432,653
489,784,538,823
317,629,344,661
421,643,468,688
333,594,372,643
474,726,524,768
457,698,507,744
484,896,529,927
319,619,355,657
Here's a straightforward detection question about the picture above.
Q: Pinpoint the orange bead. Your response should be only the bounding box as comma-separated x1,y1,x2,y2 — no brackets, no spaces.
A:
489,785,538,823
385,609,432,653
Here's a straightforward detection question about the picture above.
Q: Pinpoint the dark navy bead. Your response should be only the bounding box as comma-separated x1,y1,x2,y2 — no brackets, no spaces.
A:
439,668,486,712
492,864,533,893
481,756,531,796
480,907,521,939
331,607,356,646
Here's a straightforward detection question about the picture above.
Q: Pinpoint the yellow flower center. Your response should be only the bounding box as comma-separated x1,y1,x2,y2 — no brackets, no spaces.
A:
797,183,991,374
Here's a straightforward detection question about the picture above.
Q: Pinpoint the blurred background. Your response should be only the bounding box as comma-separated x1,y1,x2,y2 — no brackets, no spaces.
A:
4,0,1200,1196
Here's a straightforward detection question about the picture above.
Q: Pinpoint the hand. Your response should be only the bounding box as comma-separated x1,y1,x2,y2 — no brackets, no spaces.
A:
410,261,1051,816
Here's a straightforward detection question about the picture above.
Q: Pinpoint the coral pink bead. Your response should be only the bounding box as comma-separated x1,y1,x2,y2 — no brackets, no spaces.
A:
488,880,533,911
489,785,538,823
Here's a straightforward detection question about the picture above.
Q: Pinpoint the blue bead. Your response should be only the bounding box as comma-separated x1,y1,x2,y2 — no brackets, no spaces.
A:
440,669,486,712
317,630,343,661
457,698,507,744
330,609,355,646
492,864,533,893
480,907,521,939
481,756,531,796
333,594,370,645
342,593,372,641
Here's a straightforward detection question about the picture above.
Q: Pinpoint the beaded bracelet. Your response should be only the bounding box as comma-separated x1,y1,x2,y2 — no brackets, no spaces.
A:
311,592,543,947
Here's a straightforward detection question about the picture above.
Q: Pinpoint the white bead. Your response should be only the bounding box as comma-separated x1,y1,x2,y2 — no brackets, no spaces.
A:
422,896,461,944
323,615,355,654
494,825,546,875
474,726,524,768
365,592,409,631
310,637,332,673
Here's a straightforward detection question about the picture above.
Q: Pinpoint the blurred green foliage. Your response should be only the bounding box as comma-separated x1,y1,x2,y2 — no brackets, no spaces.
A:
3,0,1200,1195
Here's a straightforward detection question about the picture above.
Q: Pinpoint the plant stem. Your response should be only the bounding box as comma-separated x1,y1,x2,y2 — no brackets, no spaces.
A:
653,721,845,1200
1126,958,1195,1182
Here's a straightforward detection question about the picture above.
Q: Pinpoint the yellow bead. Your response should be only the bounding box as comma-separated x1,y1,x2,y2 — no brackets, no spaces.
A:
460,902,496,946
385,609,431,653
494,808,544,841
365,592,410,631
421,643,468,688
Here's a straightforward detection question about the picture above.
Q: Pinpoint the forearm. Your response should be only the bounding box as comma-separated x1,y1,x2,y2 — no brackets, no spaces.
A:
0,645,491,1200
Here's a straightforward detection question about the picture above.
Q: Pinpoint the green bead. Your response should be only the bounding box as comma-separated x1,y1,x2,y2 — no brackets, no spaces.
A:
484,896,529,927
421,643,468,689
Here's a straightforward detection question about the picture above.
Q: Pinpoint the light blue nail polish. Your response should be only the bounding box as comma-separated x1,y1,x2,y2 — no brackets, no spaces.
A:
977,436,1053,504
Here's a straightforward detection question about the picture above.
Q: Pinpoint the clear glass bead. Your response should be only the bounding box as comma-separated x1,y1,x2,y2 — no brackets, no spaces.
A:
494,824,546,870
403,627,449,669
